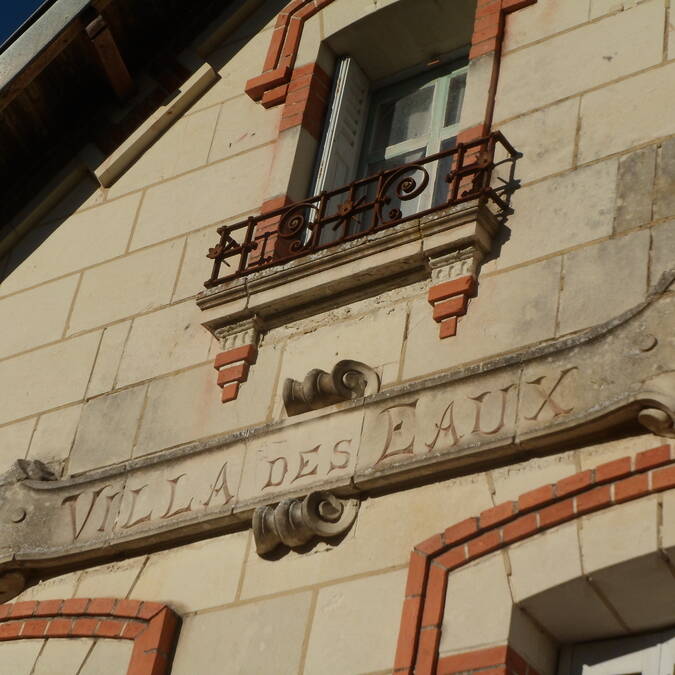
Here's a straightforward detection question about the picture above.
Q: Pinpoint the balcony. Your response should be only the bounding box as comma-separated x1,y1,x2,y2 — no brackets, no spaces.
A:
203,131,521,288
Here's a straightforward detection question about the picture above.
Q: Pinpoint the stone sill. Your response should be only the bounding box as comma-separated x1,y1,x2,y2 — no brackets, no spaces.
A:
197,198,499,334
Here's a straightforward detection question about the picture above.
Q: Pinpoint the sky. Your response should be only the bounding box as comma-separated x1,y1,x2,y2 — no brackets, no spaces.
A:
0,0,49,48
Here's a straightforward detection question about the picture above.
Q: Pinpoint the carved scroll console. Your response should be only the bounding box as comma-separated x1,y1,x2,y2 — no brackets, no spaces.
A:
1,272,673,602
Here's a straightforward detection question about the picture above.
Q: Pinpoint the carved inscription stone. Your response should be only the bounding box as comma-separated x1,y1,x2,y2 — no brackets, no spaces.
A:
0,274,673,595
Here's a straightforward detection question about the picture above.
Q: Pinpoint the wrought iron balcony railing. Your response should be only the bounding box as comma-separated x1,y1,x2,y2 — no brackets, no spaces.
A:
204,131,521,287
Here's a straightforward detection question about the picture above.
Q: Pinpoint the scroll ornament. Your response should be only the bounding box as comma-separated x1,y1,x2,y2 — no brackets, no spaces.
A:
283,360,380,416
252,491,360,555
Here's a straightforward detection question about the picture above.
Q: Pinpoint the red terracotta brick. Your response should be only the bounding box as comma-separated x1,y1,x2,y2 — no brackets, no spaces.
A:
575,485,612,515
439,317,458,339
0,604,11,620
470,39,497,59
539,499,575,528
437,645,509,674
97,619,124,637
112,599,142,618
415,627,441,675
457,124,488,144
137,608,180,658
217,362,250,386
60,598,90,615
428,276,476,304
9,601,37,618
35,599,63,616
421,565,448,627
556,470,593,497
405,550,429,597
262,26,286,71
137,602,164,621
394,596,423,671
122,620,147,640
72,618,98,636
614,473,649,503
221,382,240,403
652,464,675,491
0,622,21,640
480,501,517,528
433,295,468,322
245,66,290,101
444,517,479,546
261,83,289,107
46,617,72,637
518,484,555,511
506,646,529,675
635,444,671,470
503,0,537,12
22,618,49,637
214,345,258,369
467,529,501,558
502,513,539,544
435,546,467,571
86,597,116,615
595,456,632,483
415,533,444,556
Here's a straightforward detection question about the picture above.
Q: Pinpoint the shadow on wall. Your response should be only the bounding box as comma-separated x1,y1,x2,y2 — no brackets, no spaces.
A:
0,0,287,288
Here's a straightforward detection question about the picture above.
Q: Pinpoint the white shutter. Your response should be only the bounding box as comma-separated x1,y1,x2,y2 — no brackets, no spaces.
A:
312,57,370,194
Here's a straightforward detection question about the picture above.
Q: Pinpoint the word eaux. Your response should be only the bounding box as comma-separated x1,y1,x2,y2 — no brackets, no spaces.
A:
61,462,234,541
377,368,577,463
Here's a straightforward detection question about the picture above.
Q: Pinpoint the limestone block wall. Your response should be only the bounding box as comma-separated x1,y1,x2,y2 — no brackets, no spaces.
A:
3,433,669,674
0,0,674,672
0,0,672,483
0,636,132,675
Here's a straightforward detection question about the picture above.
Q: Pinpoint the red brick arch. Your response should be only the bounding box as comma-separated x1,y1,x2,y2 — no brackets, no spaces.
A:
245,0,538,113
394,443,675,674
0,598,180,675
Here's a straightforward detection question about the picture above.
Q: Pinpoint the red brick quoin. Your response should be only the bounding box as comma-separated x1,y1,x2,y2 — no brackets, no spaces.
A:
394,444,674,675
0,598,180,675
214,343,258,403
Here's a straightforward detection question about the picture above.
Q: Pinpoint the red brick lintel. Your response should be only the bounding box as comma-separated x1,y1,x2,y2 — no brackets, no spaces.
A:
246,0,537,108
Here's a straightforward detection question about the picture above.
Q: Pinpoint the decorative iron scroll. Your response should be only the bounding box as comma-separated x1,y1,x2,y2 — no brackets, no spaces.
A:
283,360,380,416
205,132,521,286
252,490,360,555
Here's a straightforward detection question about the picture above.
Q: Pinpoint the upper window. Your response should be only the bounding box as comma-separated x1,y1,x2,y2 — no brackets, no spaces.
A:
311,54,468,240
360,60,467,214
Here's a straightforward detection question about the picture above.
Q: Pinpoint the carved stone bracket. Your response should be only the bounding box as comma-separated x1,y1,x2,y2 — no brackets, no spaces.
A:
426,247,483,339
212,315,264,403
283,360,380,416
252,491,360,555
0,459,56,487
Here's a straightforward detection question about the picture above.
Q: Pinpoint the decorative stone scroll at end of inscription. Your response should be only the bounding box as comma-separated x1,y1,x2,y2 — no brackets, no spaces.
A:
638,373,675,438
283,360,380,416
0,459,57,487
252,491,360,555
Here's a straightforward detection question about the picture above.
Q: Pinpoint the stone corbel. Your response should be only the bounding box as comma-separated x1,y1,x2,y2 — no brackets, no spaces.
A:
252,491,360,555
283,360,380,416
426,247,483,339
637,372,675,438
213,316,264,403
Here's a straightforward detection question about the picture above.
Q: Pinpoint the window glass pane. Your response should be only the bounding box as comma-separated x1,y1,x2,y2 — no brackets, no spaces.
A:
444,72,467,127
372,86,434,151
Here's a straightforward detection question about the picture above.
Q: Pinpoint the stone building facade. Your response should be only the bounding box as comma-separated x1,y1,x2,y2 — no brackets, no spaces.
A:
0,0,674,673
